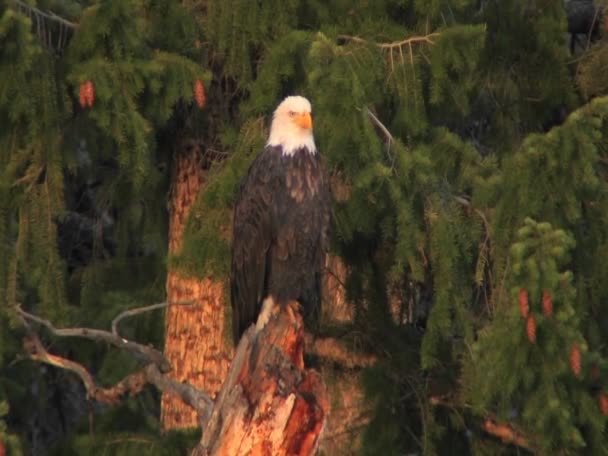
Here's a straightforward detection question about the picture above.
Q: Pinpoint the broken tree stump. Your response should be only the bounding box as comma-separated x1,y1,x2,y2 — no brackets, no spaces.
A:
191,300,329,456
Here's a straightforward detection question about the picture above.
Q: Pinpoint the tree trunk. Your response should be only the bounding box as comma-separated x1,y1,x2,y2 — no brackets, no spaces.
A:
191,299,329,456
319,254,372,454
161,141,232,430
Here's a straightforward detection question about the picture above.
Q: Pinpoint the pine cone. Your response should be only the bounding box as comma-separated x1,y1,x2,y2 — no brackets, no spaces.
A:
519,288,529,318
194,79,206,109
84,80,95,107
599,392,608,416
570,344,581,377
542,289,553,317
526,314,536,343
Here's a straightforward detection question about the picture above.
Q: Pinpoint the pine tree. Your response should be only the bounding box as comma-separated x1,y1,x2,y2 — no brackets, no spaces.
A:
1,0,210,452
3,0,608,454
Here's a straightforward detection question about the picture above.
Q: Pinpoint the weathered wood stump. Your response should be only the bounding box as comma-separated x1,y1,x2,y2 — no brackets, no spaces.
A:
191,300,329,456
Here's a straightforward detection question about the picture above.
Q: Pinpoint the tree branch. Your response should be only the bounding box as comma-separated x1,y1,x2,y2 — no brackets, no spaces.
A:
361,107,396,169
16,304,171,372
338,32,440,50
12,0,78,29
19,310,214,427
305,334,377,369
481,417,531,450
429,395,531,450
111,300,194,337
365,108,394,144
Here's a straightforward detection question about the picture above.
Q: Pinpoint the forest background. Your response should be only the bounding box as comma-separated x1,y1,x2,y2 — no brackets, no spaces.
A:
2,0,608,454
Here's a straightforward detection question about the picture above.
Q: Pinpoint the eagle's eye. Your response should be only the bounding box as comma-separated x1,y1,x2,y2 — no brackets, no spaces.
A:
288,111,295,117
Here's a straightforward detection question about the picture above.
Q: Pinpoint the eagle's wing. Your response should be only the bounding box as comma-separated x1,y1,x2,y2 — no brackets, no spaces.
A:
230,148,277,344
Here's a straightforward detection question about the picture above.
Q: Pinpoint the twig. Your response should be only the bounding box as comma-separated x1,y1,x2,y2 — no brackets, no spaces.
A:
323,265,348,291
585,6,602,51
363,108,396,169
111,300,194,336
16,305,171,372
365,108,394,144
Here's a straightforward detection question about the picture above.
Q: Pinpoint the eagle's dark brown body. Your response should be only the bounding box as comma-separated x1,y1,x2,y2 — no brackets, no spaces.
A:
230,145,331,344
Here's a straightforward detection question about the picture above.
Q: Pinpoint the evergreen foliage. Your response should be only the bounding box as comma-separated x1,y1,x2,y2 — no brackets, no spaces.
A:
180,0,608,453
0,0,206,453
3,0,608,454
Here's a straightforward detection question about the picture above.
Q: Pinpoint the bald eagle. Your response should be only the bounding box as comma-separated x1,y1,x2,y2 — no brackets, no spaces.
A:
231,96,331,344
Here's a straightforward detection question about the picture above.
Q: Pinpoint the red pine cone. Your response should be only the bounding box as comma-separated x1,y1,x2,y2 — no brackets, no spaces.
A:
542,289,553,317
519,288,529,318
0,441,4,456
194,79,206,109
79,80,95,108
570,344,581,377
84,80,95,107
526,314,536,343
599,393,608,416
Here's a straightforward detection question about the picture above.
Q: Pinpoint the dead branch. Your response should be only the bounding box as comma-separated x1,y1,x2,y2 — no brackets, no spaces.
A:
111,300,194,336
16,304,171,372
365,108,394,144
338,32,440,50
12,0,78,29
19,312,214,426
305,333,377,369
25,334,148,404
192,299,329,456
361,108,396,169
17,299,328,454
145,363,214,428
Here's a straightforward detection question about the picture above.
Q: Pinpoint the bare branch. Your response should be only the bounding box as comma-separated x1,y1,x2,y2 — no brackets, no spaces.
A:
365,108,394,144
12,0,78,29
111,300,194,336
361,108,396,169
16,305,171,372
145,364,214,428
22,331,214,424
337,32,440,50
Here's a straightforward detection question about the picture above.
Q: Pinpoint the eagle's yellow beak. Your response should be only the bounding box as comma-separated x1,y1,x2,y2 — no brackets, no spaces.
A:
294,112,312,130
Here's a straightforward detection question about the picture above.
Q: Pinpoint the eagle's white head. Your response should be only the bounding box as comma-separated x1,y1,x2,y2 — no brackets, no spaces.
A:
267,95,317,156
